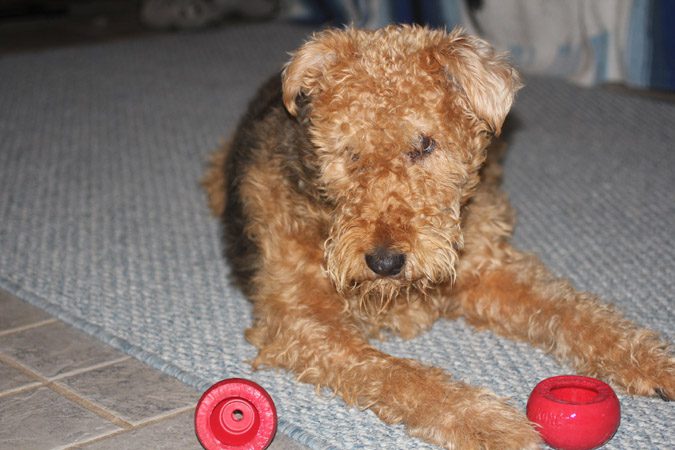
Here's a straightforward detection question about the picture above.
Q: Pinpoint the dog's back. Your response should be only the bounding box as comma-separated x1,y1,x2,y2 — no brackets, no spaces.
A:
205,74,317,295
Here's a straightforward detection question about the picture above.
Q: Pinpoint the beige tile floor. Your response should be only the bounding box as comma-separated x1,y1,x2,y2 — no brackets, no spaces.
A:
0,289,306,450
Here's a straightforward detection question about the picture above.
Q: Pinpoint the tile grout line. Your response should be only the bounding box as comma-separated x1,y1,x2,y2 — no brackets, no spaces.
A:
49,381,134,430
0,352,134,430
0,380,44,399
0,318,58,337
48,355,132,382
0,351,133,394
61,404,198,449
130,403,196,428
0,352,48,384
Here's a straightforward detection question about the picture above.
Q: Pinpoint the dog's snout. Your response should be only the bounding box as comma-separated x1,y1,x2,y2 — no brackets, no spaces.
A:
365,247,406,276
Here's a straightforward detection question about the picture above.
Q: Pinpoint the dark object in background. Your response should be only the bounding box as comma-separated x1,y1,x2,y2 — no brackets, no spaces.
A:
140,0,279,29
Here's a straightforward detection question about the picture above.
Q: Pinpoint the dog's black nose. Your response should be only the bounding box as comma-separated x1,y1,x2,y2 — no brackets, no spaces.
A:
365,247,406,276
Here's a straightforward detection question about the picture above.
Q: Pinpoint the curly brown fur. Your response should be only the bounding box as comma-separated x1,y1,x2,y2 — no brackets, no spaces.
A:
203,25,675,449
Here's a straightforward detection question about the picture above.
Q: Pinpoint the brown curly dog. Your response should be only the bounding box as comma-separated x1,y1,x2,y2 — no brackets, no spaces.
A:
203,25,674,449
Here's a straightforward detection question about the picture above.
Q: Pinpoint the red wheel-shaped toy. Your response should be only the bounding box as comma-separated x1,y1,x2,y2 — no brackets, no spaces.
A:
527,375,620,450
195,378,277,450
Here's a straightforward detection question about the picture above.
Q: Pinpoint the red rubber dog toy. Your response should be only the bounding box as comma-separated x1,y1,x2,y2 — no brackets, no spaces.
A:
527,375,620,450
195,378,277,450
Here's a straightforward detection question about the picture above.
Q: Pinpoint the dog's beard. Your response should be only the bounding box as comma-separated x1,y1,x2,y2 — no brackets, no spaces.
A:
324,222,461,316
345,277,434,316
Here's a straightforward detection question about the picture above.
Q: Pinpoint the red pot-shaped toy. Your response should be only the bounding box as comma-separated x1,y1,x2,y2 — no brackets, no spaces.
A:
195,378,277,450
527,375,620,450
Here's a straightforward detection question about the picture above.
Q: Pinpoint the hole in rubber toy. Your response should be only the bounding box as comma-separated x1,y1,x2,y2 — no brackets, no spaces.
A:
549,385,600,404
217,399,256,434
208,397,260,446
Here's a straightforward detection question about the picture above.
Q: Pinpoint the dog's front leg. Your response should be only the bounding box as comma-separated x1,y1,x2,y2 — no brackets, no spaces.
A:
454,247,674,400
245,253,539,449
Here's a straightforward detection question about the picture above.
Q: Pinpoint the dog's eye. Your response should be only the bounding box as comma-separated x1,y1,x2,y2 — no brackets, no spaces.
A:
421,135,436,154
407,135,436,162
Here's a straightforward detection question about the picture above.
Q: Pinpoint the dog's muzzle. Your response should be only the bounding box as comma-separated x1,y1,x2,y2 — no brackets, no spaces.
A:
365,247,406,277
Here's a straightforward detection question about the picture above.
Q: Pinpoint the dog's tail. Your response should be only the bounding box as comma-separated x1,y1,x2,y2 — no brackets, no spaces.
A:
201,139,231,217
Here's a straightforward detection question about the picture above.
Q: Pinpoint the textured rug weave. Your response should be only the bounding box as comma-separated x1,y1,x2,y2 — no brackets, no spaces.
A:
1,22,673,449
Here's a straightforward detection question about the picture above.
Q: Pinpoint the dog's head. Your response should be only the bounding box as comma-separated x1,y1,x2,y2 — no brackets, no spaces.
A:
282,25,521,306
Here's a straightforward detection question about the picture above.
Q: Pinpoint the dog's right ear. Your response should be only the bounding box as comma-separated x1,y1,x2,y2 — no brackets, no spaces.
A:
436,28,522,136
282,29,354,116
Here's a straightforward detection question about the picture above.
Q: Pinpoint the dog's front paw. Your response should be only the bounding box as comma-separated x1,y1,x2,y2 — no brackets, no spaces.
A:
408,385,541,450
595,329,674,400
621,354,674,401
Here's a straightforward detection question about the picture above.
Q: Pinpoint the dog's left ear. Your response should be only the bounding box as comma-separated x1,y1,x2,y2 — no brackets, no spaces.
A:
437,29,522,136
282,28,355,117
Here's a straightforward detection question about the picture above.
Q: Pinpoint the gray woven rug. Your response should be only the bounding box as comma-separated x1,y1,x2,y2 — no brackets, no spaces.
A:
1,22,673,449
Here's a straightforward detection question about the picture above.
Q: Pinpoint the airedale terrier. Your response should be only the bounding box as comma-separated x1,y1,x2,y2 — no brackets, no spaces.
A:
203,25,674,449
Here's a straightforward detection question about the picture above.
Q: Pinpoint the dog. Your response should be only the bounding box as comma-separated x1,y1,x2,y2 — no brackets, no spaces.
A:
203,25,674,449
